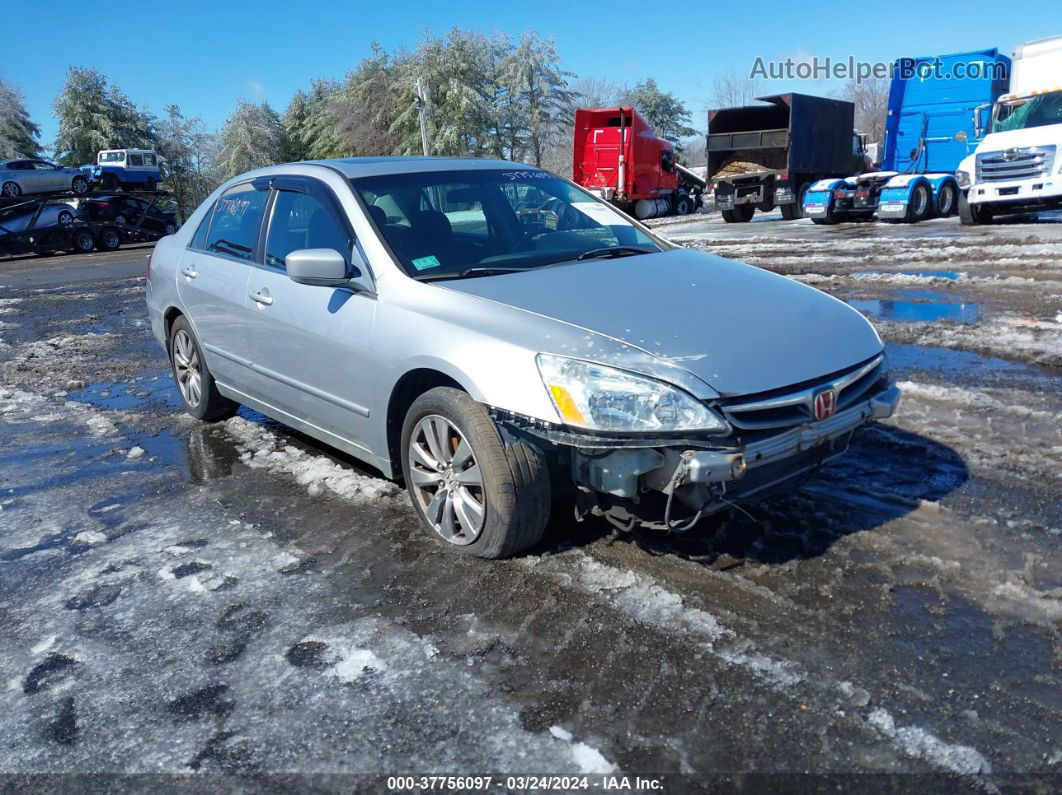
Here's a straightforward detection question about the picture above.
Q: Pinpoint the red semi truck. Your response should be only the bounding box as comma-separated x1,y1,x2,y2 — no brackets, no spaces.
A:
572,107,705,219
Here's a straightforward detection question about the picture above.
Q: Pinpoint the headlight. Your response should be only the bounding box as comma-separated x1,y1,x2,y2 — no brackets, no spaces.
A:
536,353,729,434
955,170,971,188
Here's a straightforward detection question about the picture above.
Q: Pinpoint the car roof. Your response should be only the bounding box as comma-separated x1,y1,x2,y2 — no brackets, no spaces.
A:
299,156,538,179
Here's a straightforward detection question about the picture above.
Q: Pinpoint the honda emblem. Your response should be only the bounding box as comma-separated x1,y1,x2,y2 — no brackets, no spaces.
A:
812,388,837,421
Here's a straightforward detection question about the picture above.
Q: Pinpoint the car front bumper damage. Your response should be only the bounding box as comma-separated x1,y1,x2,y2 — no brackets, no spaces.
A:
494,383,901,530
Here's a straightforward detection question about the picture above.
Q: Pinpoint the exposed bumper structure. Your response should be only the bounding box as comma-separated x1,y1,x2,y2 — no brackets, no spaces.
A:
561,382,901,529
681,383,900,486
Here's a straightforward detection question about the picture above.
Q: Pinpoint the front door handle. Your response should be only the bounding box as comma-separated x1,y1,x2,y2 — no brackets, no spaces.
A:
249,288,273,306
179,265,198,279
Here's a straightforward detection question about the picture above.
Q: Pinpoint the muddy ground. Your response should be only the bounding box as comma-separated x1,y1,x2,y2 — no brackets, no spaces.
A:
0,214,1060,791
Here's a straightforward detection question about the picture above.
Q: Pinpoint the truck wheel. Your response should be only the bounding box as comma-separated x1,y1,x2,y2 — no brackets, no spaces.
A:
935,182,958,217
101,174,118,192
71,229,95,254
722,205,754,223
780,183,810,220
958,191,992,225
145,178,157,192
674,193,691,215
96,227,121,252
905,183,931,223
401,387,550,559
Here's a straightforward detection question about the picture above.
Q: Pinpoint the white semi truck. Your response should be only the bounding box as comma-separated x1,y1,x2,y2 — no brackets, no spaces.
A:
957,35,1062,223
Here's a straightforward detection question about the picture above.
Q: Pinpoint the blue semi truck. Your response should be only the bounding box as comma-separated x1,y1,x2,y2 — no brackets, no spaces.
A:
803,49,1011,223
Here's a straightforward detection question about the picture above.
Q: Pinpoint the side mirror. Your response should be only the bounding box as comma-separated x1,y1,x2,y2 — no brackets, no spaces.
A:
286,247,374,293
972,103,991,140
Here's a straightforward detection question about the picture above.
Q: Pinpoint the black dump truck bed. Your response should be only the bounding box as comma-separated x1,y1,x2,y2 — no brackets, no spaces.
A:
707,93,856,180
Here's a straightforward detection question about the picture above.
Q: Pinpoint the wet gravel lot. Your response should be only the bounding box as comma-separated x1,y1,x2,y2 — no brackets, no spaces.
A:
0,215,1060,790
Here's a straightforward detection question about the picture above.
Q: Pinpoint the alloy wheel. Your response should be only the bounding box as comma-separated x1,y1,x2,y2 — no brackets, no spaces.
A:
408,414,485,545
172,329,202,408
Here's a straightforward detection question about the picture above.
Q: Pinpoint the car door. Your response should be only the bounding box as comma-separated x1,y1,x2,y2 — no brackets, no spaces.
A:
6,161,35,193
241,176,377,455
175,180,268,394
30,161,61,191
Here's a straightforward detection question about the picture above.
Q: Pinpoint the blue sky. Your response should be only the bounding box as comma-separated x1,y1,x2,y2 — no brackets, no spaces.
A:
6,0,1060,149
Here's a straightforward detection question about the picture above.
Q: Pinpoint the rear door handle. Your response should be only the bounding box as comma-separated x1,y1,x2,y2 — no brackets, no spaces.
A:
179,265,198,279
249,288,273,306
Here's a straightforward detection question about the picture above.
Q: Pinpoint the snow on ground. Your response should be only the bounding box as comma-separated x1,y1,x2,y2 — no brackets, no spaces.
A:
224,416,400,502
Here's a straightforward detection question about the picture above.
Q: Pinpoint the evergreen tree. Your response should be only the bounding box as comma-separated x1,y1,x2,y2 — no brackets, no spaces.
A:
0,76,41,158
216,100,283,179
53,67,117,165
619,78,696,143
503,32,574,166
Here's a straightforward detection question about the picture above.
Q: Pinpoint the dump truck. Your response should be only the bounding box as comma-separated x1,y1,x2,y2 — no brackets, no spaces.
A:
705,93,863,222
573,107,705,219
803,49,1011,224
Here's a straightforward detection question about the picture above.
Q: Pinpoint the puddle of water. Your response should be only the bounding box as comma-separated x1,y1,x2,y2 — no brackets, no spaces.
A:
886,343,1060,391
69,369,180,411
849,298,980,324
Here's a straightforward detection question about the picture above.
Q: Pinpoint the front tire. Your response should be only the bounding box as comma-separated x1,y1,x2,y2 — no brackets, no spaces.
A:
101,174,118,192
401,387,550,559
169,316,238,422
958,191,992,225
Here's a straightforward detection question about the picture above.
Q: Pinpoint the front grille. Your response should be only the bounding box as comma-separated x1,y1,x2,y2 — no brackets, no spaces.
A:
719,355,886,433
975,146,1055,182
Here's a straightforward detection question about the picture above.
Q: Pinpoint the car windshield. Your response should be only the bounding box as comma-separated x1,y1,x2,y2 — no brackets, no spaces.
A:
991,91,1062,133
99,152,124,163
350,168,662,280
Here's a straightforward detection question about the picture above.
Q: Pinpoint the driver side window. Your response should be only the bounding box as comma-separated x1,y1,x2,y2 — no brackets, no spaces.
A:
265,189,351,270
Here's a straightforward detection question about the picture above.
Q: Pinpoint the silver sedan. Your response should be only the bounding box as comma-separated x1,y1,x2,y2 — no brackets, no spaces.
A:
145,157,899,558
0,159,90,198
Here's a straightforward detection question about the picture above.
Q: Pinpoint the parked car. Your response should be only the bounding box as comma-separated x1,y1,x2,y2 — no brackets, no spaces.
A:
0,201,95,256
83,149,163,192
75,194,179,237
146,158,899,559
0,159,90,198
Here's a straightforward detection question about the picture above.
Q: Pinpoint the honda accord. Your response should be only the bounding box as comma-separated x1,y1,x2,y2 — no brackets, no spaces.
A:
145,157,899,558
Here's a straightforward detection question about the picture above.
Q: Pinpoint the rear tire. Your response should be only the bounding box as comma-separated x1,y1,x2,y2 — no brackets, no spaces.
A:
721,204,754,223
401,386,550,559
71,229,95,254
96,227,121,252
145,178,157,192
169,316,239,422
71,176,89,195
958,190,992,225
2,181,21,198
935,182,958,217
57,209,74,226
905,183,931,223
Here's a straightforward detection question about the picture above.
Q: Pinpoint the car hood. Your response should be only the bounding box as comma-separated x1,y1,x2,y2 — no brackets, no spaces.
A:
440,247,883,396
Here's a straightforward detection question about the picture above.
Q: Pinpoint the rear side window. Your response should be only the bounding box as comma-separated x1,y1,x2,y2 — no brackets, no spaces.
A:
129,154,144,166
204,183,268,261
190,207,212,251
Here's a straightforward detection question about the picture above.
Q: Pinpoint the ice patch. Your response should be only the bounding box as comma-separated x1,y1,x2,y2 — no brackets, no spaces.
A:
867,708,992,775
73,531,107,546
126,445,145,460
31,635,58,655
225,416,400,502
549,725,574,742
571,742,617,775
332,647,386,683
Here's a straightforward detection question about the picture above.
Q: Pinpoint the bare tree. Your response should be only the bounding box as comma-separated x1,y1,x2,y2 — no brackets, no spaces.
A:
709,69,763,109
835,76,889,144
569,75,621,109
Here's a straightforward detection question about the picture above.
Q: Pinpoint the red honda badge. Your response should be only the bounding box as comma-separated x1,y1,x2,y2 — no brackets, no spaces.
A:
813,388,837,421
